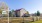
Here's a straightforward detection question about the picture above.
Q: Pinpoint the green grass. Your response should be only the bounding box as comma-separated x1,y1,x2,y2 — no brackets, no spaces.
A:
26,20,42,23
31,20,42,23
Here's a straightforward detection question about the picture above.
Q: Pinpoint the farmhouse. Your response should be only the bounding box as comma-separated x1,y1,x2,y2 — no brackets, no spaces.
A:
15,8,29,17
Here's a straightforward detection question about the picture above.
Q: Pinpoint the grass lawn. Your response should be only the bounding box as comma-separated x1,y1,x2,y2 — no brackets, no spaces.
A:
27,20,42,23
9,20,42,23
31,20,42,23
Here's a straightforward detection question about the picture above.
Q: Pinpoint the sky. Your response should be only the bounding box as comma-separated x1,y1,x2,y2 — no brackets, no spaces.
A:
0,0,42,14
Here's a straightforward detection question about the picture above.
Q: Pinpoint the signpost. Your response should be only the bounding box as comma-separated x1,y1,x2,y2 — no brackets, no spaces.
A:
2,11,7,14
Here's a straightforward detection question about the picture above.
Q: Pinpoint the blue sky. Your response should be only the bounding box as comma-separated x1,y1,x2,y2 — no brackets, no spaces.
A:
0,0,42,14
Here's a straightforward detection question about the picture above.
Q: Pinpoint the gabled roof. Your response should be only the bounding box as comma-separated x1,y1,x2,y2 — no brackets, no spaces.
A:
15,8,23,11
15,8,26,11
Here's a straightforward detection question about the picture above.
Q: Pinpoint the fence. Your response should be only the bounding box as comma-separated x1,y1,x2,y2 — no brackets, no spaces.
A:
0,17,42,23
0,17,8,23
9,17,42,23
9,17,33,23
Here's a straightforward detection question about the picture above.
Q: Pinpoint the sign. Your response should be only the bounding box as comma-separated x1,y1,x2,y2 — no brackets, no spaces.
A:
2,11,7,14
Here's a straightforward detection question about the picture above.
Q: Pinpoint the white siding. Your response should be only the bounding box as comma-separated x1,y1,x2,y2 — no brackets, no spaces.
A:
20,9,27,17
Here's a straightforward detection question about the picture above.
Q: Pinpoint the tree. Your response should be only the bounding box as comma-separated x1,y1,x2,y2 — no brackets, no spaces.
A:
37,11,40,16
11,9,14,12
0,2,8,9
0,2,9,17
27,11,29,14
0,9,2,14
11,9,15,17
9,11,12,17
23,11,30,17
22,11,30,17
36,11,40,21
